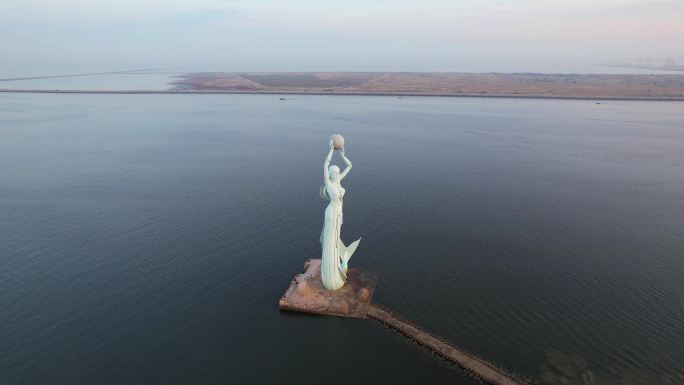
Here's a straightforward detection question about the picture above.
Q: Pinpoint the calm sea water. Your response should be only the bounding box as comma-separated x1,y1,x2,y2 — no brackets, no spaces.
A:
1,93,682,385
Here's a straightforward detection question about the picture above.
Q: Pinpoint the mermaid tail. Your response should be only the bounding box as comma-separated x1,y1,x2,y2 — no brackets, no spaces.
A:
338,237,361,279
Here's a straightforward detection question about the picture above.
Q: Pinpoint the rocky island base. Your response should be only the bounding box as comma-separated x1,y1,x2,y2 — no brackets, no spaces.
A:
279,259,376,318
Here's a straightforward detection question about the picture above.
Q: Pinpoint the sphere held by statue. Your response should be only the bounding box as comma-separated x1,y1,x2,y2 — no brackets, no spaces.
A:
332,134,345,150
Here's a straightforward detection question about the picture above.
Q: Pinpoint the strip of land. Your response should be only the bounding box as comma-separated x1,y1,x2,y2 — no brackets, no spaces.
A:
0,68,171,82
171,72,684,100
2,72,684,100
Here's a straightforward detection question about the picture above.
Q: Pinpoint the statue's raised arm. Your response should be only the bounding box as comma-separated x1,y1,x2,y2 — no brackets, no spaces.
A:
323,137,334,188
339,148,352,180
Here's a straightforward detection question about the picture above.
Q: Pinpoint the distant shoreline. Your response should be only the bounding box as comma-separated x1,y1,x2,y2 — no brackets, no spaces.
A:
2,88,683,101
3,71,684,101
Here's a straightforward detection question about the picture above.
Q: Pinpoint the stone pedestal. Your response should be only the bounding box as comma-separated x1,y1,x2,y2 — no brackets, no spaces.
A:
279,259,377,318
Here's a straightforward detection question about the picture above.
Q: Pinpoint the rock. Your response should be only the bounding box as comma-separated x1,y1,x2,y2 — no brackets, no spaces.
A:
357,287,370,301
279,259,377,318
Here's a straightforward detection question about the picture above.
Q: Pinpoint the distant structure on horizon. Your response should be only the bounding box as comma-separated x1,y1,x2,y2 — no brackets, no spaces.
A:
612,56,684,72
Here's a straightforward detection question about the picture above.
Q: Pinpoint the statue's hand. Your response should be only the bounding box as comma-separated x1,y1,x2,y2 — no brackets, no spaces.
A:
328,137,334,150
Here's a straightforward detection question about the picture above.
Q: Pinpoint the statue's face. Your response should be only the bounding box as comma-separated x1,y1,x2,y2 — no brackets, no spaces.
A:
329,166,340,182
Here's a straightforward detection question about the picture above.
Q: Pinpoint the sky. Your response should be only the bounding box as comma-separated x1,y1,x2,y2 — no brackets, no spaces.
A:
1,0,683,75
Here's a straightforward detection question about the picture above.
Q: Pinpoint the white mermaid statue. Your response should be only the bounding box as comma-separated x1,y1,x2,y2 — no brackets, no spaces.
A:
319,135,361,291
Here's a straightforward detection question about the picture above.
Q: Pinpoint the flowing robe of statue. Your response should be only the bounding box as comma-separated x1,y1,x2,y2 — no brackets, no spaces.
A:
320,136,361,291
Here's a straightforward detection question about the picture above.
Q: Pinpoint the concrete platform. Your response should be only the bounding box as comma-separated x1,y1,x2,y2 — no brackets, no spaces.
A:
279,259,377,318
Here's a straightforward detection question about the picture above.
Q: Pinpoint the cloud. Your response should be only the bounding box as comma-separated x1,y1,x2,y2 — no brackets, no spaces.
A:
553,0,684,17
0,0,245,20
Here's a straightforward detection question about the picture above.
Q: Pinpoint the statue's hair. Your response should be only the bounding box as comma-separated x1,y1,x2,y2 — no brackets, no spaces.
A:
319,184,329,200
320,165,340,200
